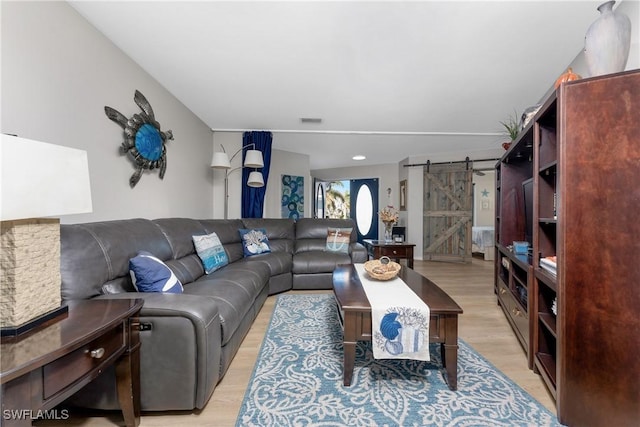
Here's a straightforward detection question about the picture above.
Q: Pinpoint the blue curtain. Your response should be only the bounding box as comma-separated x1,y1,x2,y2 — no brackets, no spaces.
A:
241,131,272,218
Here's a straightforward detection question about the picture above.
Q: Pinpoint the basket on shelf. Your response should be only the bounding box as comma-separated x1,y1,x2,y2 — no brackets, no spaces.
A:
363,256,401,281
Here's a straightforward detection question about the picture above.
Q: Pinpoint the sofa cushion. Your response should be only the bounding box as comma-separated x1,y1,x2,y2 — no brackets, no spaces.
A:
192,232,229,274
153,218,208,259
295,238,330,253
184,261,270,345
129,251,183,293
245,251,293,276
163,255,206,286
60,219,174,300
292,250,353,274
239,228,271,257
325,227,352,253
152,218,211,285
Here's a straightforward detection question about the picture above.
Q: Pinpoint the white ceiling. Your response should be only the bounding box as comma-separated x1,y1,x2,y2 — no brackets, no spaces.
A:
69,1,605,170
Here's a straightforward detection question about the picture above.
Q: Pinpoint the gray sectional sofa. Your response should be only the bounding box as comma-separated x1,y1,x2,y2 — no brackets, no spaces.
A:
59,217,367,411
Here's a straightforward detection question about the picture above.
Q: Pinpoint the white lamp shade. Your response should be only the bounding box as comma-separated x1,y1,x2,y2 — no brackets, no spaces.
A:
211,151,231,169
247,171,265,188
1,134,93,221
244,149,264,168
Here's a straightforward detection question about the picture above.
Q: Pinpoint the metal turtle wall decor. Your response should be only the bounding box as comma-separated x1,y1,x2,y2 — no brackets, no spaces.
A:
105,90,174,188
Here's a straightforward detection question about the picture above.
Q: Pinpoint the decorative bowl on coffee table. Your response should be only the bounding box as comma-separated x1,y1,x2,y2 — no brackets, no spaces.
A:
364,256,401,281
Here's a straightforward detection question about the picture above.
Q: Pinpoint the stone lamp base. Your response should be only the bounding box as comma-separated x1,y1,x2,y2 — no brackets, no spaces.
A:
1,218,67,338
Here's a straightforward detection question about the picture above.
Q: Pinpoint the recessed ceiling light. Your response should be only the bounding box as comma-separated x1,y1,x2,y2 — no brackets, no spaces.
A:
352,155,366,161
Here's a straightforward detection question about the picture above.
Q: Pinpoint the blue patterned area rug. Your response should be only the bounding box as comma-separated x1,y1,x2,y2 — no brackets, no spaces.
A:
236,294,561,427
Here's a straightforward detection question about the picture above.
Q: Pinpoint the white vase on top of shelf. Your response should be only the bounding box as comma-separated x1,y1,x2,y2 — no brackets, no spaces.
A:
584,0,632,77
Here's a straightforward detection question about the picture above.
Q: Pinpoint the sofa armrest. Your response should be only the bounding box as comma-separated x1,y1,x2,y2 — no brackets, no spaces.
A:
95,292,219,325
350,242,368,263
91,293,222,410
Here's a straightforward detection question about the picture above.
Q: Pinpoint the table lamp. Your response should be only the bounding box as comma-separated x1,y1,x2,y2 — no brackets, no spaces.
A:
1,134,93,337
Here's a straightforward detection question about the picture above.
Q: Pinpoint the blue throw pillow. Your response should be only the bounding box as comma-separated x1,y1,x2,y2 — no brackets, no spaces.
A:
129,251,183,293
239,228,271,257
192,232,229,274
326,227,352,253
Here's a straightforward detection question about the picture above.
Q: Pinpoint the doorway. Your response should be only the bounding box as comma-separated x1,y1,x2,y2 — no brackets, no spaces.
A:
314,178,379,242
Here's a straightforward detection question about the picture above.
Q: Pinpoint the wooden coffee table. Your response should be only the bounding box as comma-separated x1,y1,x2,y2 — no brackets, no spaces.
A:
332,264,463,390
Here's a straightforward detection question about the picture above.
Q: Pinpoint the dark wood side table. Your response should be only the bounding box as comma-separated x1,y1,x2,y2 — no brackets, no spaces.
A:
1,299,143,427
363,239,416,268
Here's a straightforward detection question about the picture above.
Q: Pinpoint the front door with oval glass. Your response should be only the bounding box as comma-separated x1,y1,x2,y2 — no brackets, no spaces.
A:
350,178,379,243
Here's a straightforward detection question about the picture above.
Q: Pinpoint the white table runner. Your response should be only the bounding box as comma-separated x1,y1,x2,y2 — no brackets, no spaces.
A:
354,264,430,361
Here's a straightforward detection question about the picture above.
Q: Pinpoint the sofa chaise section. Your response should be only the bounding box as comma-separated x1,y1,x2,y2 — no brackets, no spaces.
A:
292,218,368,289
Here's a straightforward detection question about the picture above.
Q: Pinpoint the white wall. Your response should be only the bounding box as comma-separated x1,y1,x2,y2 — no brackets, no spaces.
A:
1,1,214,224
619,0,640,71
473,171,496,227
400,156,425,259
312,163,398,239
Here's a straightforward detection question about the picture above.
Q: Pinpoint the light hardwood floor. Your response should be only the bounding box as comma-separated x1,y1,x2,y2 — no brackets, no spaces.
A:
38,258,556,426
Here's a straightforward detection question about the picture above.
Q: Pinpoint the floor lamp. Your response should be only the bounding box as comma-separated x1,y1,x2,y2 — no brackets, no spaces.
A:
211,144,264,219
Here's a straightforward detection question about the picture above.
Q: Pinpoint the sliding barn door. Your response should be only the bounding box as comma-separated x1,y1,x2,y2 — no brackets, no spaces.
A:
423,163,473,262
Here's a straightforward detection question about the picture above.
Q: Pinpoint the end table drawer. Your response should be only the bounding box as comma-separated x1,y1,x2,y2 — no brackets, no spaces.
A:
43,325,125,399
379,246,410,258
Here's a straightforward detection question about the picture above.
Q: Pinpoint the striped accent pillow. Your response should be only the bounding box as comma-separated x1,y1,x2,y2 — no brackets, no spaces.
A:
193,232,229,274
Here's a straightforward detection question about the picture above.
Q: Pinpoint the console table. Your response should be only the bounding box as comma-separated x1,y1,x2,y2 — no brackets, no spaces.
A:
363,239,415,268
0,299,143,427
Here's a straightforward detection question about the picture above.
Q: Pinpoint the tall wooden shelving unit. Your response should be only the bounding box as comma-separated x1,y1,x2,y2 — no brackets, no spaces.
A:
494,120,534,368
497,69,640,427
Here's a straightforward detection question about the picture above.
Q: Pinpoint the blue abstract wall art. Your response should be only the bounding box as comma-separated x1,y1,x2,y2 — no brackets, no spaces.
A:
281,175,304,219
